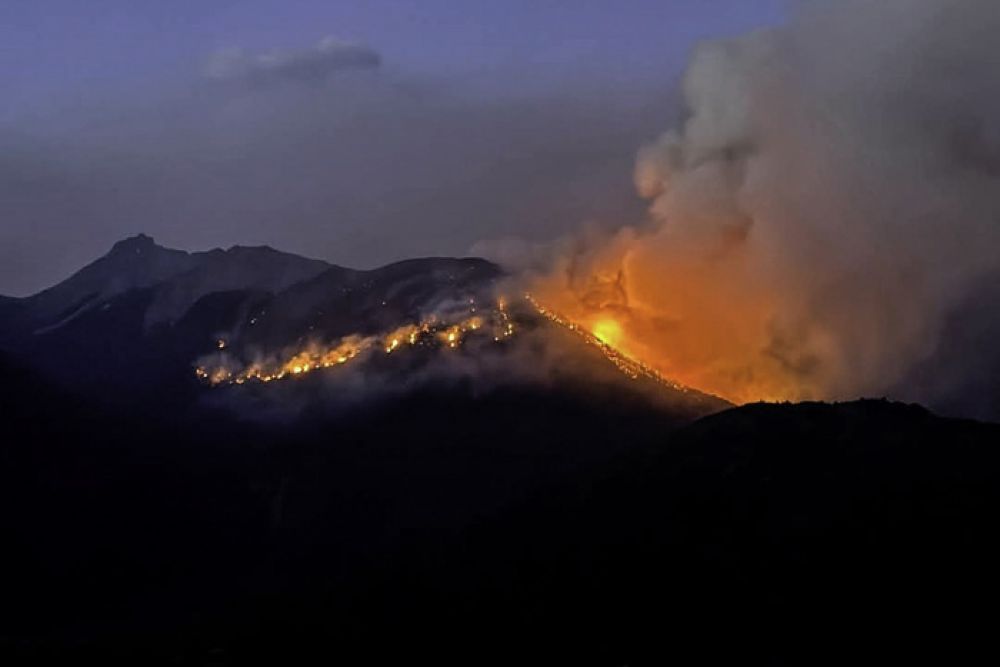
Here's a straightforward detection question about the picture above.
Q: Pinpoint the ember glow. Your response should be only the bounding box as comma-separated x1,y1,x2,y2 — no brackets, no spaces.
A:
195,293,693,393
196,300,516,387
591,319,623,347
525,294,692,392
528,255,797,405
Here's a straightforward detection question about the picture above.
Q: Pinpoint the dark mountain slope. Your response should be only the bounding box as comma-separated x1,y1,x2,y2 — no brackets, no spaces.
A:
229,256,501,349
0,235,331,344
9,234,199,332
417,400,1000,664
143,244,331,326
0,350,706,665
6,359,998,665
0,355,271,659
0,295,20,331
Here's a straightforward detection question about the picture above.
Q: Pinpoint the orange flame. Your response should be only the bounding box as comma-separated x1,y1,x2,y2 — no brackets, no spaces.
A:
197,303,509,387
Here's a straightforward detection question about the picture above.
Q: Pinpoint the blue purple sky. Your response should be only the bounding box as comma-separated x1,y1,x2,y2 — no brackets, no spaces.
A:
1,0,787,295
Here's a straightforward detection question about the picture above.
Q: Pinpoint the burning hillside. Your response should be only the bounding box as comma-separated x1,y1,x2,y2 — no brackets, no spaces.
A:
525,295,693,393
0,239,722,413
196,298,514,386
194,294,706,399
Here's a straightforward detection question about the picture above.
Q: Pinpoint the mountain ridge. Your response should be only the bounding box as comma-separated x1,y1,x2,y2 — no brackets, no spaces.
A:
0,235,730,420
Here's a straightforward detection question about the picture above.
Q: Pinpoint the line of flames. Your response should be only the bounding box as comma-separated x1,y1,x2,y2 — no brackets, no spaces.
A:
196,294,688,392
524,294,690,392
197,299,516,386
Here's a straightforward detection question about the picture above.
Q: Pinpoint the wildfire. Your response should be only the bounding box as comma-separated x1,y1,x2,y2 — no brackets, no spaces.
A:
197,301,512,387
196,293,701,395
591,319,623,347
524,294,691,392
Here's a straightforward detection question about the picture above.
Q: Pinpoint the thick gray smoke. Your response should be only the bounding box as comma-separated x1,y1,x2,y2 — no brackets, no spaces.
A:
527,0,1000,415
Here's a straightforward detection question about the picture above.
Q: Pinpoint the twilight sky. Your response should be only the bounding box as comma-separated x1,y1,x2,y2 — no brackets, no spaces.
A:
0,0,786,295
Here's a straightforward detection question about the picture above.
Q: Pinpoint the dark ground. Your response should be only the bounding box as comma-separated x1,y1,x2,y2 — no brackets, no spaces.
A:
2,353,999,665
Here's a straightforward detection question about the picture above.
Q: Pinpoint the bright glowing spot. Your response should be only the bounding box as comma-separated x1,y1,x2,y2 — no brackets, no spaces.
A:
592,319,623,347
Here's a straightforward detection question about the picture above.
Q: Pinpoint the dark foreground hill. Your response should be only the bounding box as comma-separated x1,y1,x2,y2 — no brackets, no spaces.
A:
3,351,999,665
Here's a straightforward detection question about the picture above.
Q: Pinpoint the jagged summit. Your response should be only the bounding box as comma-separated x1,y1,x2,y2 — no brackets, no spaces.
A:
14,235,198,326
108,236,299,261
0,236,339,333
143,242,332,325
109,233,160,255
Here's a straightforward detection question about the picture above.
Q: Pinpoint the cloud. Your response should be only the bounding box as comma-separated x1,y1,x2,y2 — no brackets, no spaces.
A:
204,36,381,86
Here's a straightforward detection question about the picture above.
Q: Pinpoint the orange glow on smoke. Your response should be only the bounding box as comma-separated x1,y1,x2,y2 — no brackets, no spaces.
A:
527,239,813,405
196,294,692,393
591,319,623,348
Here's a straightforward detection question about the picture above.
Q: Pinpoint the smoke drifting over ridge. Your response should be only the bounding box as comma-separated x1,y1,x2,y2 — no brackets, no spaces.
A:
526,0,1000,406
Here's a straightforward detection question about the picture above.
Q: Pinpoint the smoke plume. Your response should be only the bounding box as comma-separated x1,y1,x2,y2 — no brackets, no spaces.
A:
528,0,1000,406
